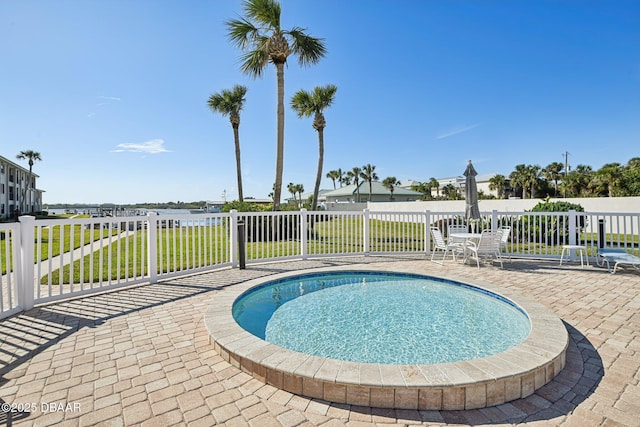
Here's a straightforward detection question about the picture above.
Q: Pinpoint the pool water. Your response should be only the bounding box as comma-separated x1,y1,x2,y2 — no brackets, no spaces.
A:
232,272,531,364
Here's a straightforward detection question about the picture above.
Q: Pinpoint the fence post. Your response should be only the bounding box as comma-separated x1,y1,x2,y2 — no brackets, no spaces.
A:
363,209,370,256
425,210,431,256
18,215,34,310
568,210,577,246
146,212,158,284
300,209,308,260
492,210,499,231
230,210,238,268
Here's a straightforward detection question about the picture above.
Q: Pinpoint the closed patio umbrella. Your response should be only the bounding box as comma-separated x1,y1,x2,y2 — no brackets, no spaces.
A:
464,160,481,221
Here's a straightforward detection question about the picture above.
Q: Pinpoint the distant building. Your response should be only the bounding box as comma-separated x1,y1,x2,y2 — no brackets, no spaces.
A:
0,155,44,219
323,181,421,203
430,173,504,198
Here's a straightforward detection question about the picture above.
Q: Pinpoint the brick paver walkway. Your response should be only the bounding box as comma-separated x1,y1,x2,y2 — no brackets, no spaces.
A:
1,255,639,426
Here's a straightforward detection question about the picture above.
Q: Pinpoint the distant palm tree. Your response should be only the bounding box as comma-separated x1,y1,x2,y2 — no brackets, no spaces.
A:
16,149,42,213
347,167,362,202
360,164,378,202
208,85,248,202
428,177,440,198
294,183,305,207
326,170,340,189
509,164,528,198
525,164,542,199
596,163,624,197
226,0,326,211
382,176,399,200
291,84,337,210
542,162,564,196
287,182,297,203
488,174,508,199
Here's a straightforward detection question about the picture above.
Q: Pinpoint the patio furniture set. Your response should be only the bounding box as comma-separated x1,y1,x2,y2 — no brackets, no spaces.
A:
430,224,640,274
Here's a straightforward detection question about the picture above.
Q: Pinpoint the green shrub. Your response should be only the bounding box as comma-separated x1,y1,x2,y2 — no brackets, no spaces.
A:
520,200,585,244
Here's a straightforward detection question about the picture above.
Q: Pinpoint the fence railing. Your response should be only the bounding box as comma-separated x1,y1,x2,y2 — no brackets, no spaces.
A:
1,209,638,320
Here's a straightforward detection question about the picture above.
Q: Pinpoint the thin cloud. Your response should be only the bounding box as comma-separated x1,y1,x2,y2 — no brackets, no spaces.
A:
97,96,121,102
436,124,479,140
112,139,171,154
87,96,121,118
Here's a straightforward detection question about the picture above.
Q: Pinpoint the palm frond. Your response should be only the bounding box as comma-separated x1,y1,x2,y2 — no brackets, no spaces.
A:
239,48,270,78
244,0,281,30
312,84,338,109
287,27,327,66
226,18,260,49
290,90,314,117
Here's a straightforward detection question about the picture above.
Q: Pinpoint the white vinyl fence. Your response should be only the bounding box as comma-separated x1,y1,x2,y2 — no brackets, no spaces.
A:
1,209,638,320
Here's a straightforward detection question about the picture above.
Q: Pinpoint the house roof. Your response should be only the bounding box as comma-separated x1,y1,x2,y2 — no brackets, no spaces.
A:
323,181,421,197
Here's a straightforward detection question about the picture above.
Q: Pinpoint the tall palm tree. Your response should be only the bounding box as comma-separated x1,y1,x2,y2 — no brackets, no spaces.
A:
207,85,248,202
291,84,337,210
542,162,564,196
382,176,399,200
347,167,362,202
360,164,378,202
227,0,326,211
488,174,508,199
16,149,42,213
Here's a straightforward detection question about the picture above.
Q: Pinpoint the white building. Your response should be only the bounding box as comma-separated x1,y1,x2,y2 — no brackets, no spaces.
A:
0,155,44,219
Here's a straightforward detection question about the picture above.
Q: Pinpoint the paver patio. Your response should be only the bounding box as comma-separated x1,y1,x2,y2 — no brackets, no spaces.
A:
1,255,639,426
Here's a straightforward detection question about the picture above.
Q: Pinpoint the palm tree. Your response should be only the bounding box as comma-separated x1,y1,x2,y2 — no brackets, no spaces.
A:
382,177,399,200
347,167,362,202
563,164,593,197
509,164,528,198
294,183,305,207
291,84,337,210
488,174,508,199
16,149,42,213
525,164,542,199
287,182,297,205
207,85,248,202
326,170,340,189
542,162,564,196
428,177,440,199
226,0,327,211
596,163,624,197
360,164,378,202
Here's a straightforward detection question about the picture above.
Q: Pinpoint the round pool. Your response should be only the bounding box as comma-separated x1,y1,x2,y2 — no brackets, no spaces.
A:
205,267,568,410
232,272,531,364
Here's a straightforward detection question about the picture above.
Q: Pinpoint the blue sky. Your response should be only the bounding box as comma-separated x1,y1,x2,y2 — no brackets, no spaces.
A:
1,0,639,204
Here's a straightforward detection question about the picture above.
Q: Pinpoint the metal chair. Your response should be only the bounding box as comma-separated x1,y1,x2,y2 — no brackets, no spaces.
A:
465,230,504,269
498,226,512,261
430,227,463,265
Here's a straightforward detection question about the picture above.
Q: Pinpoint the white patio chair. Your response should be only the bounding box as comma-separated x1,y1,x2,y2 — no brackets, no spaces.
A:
465,230,504,269
447,224,468,248
498,226,512,261
430,227,463,265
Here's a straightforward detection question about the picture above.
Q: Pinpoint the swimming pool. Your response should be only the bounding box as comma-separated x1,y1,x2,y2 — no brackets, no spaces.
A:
232,272,531,364
205,267,568,410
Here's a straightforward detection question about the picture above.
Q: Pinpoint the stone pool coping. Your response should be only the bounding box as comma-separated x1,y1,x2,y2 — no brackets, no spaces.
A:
204,265,568,410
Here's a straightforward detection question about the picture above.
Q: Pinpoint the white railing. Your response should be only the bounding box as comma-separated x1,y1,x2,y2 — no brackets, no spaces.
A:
1,209,638,320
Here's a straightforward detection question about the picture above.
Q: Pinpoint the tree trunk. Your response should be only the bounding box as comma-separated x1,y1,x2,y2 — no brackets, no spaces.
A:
273,62,286,211
233,125,243,202
312,129,324,210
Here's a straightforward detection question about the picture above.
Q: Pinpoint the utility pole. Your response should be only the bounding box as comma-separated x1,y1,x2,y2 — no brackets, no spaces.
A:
563,151,570,198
